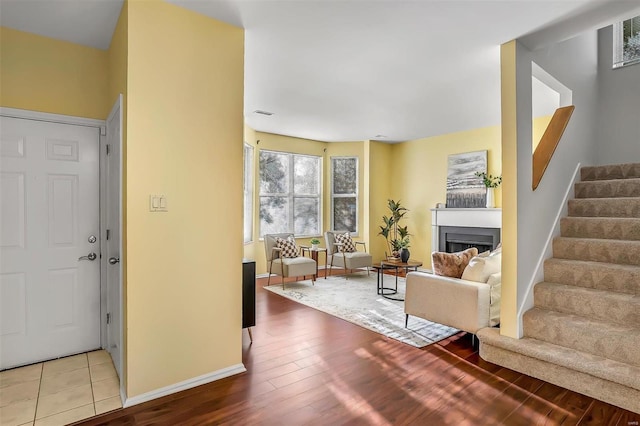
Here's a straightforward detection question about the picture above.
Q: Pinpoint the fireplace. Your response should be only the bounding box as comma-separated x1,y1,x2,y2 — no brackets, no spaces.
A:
430,207,502,255
439,226,501,253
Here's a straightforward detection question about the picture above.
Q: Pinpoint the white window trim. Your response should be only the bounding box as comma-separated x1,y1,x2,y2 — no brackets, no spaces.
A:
330,156,359,236
259,150,322,238
613,18,640,69
243,143,254,244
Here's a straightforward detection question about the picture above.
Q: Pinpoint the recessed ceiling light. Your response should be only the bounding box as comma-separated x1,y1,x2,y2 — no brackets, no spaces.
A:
254,110,274,116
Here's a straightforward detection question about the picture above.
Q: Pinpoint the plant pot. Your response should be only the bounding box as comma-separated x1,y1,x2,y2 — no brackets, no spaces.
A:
311,244,319,250
485,187,495,208
400,248,410,263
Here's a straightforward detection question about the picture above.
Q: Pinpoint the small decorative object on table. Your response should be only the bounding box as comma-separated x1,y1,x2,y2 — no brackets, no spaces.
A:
475,171,502,208
310,238,320,250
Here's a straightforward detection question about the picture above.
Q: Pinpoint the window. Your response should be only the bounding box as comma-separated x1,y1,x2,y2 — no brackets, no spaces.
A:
243,144,254,243
613,15,640,68
331,157,358,234
259,150,321,237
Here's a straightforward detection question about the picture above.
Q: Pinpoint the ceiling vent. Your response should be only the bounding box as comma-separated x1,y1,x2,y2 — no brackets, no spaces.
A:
374,134,387,139
254,110,274,116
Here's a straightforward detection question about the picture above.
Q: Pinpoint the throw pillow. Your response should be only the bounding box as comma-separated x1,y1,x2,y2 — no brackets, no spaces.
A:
431,247,478,278
275,236,299,258
461,251,501,283
334,232,357,253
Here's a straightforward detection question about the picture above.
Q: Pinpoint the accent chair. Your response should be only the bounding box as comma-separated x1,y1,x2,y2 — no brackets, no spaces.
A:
324,231,372,277
264,233,317,289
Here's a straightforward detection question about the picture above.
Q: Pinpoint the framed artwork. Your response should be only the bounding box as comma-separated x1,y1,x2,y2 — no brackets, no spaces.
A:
446,150,487,208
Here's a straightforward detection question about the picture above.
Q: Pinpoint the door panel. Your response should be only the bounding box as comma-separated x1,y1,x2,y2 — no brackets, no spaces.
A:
0,116,100,369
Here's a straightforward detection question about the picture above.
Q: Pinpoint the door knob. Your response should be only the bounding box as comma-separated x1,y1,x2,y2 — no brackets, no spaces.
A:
79,252,97,261
108,257,120,265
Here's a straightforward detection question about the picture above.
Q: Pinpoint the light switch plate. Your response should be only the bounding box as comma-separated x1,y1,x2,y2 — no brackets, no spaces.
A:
149,195,168,212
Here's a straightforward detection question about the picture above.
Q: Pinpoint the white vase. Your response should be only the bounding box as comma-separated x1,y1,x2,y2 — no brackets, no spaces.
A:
311,244,319,250
486,187,495,208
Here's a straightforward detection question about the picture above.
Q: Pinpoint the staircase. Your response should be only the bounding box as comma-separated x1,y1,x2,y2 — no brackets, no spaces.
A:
478,162,640,414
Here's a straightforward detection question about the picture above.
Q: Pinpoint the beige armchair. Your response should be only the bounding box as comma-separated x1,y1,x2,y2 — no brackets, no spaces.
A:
324,231,372,277
264,233,317,289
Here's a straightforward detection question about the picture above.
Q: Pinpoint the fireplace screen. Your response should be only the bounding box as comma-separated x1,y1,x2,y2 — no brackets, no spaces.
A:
439,226,501,253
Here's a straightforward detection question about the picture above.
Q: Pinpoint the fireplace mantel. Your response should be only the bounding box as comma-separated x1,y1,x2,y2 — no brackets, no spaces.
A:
430,208,502,254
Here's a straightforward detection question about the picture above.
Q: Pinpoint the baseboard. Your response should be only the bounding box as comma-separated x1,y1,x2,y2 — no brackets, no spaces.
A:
123,363,246,408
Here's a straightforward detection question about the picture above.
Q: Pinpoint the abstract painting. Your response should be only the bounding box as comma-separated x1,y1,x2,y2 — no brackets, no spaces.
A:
446,150,487,208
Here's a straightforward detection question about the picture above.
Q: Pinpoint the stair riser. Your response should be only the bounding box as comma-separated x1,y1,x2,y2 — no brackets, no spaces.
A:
575,179,640,199
479,343,640,414
553,238,640,266
523,309,640,366
581,163,640,182
544,260,640,294
560,217,640,240
568,198,640,218
534,284,640,327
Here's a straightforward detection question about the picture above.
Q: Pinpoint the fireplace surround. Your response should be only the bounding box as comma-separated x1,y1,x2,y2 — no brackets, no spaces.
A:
431,208,502,254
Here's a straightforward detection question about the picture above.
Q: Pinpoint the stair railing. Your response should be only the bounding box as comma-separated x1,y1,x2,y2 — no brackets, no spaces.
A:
532,105,575,190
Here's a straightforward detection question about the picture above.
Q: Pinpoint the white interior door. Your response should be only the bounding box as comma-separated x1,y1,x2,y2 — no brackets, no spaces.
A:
105,98,122,379
0,116,101,369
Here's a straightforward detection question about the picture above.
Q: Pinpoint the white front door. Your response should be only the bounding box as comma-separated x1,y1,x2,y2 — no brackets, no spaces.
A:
0,116,101,369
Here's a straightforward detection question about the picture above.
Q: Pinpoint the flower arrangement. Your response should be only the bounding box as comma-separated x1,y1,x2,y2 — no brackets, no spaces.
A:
475,171,502,188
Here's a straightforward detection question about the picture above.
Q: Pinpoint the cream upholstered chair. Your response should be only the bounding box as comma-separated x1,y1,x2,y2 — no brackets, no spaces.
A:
264,233,317,289
324,231,372,277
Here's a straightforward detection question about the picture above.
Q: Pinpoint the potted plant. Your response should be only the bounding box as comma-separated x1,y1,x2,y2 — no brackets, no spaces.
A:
378,199,410,261
310,238,321,250
475,171,502,208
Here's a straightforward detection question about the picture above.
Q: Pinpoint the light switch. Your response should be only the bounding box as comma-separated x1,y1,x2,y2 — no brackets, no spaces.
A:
149,195,168,212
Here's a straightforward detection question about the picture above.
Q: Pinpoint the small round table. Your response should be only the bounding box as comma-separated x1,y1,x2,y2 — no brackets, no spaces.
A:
371,260,423,301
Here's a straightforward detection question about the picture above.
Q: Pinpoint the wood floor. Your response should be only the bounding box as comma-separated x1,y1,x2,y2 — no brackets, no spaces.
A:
76,271,638,425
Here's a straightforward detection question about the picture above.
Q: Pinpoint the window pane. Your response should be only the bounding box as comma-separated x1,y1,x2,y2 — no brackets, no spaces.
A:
294,156,319,195
259,151,289,194
260,196,288,236
332,158,357,194
333,197,357,233
294,198,319,236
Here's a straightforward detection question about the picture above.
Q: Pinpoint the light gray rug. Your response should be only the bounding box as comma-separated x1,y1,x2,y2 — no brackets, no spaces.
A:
264,273,459,348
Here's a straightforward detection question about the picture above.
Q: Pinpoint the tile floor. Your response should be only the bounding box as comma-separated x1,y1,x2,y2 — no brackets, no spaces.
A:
0,350,122,426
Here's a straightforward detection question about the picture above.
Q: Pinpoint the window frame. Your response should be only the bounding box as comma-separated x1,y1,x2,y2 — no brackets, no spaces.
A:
330,156,359,236
258,149,322,238
243,143,254,244
613,16,640,69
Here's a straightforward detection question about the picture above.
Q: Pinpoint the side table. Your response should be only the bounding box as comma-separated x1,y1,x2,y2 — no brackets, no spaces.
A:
371,260,423,301
300,246,327,279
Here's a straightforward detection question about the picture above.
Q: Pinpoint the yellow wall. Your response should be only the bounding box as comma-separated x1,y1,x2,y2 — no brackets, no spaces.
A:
367,141,394,261
0,27,109,119
125,0,244,397
500,40,518,338
390,126,502,269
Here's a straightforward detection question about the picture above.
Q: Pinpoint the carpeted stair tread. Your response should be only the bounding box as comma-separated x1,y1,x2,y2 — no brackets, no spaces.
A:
523,308,640,367
560,217,640,240
581,163,640,181
575,178,640,199
534,282,640,327
478,328,640,392
553,237,640,266
478,328,640,414
568,197,640,218
544,258,640,294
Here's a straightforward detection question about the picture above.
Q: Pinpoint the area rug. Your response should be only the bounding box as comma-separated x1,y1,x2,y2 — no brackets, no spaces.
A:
263,273,459,348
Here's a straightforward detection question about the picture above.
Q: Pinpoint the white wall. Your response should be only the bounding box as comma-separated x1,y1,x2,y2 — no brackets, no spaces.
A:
596,25,640,165
513,31,599,334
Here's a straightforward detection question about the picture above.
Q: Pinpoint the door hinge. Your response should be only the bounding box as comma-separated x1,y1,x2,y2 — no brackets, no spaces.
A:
107,313,111,324
106,229,110,240
106,144,111,155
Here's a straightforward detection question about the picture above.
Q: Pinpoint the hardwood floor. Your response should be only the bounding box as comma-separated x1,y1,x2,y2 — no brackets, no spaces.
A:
76,271,638,425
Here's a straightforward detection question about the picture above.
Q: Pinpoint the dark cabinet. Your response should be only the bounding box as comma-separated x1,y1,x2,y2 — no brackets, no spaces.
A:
242,259,256,330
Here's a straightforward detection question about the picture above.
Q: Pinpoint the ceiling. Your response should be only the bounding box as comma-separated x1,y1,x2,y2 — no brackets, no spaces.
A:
1,0,636,142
